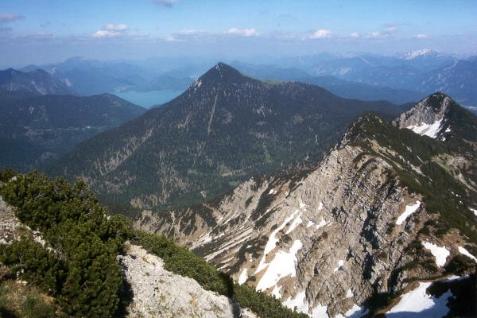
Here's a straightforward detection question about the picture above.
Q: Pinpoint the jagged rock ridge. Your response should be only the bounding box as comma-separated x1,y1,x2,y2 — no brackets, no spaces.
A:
137,94,477,317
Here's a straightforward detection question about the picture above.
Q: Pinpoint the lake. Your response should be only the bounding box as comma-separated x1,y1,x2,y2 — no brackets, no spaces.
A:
116,89,184,108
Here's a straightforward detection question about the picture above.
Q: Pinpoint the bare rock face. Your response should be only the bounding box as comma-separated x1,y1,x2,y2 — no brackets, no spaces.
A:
118,243,256,318
393,93,452,139
136,115,477,317
0,196,23,244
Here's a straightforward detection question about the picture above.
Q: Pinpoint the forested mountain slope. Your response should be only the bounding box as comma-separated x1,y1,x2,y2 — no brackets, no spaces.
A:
0,93,145,170
51,63,400,213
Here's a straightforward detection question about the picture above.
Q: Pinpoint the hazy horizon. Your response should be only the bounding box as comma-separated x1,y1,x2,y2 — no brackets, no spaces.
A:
1,0,476,67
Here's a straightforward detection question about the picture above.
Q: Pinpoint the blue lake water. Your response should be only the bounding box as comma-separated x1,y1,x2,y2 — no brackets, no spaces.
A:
116,89,184,108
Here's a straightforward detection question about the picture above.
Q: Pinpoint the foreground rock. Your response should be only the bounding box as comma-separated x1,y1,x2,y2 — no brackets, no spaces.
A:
118,243,256,318
0,196,23,244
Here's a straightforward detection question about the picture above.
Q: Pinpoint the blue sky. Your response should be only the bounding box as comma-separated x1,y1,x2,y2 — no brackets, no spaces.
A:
0,0,476,66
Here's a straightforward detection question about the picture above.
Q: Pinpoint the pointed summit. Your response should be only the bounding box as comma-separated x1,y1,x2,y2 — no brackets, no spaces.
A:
195,62,251,87
394,92,456,139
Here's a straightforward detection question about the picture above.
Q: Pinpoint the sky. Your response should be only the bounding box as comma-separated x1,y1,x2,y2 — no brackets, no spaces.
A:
0,0,476,67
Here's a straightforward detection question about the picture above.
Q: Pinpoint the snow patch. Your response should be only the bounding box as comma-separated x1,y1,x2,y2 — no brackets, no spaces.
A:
406,118,443,139
205,227,252,261
306,217,327,230
396,201,421,225
346,289,354,298
315,218,327,229
422,241,449,267
256,210,300,273
272,285,282,299
285,214,303,234
458,246,477,262
387,280,454,317
238,268,248,285
284,290,309,314
334,260,345,272
311,304,329,318
268,188,277,195
256,240,302,291
470,208,477,217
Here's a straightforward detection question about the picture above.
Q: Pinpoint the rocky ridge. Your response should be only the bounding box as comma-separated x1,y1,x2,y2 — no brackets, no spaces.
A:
136,94,477,317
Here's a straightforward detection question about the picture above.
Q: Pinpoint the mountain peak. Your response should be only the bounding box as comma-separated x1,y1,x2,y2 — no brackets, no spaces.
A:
0,68,19,77
194,62,249,87
403,48,437,60
394,92,457,139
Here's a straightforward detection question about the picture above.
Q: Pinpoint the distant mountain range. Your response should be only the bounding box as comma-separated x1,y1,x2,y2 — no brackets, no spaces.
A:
280,53,477,107
231,62,427,105
19,53,477,110
0,92,145,170
0,68,73,96
50,63,402,213
22,57,195,96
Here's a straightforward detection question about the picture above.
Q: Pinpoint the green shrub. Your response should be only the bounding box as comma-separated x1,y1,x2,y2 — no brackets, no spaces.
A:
1,172,306,317
21,295,56,318
0,172,131,317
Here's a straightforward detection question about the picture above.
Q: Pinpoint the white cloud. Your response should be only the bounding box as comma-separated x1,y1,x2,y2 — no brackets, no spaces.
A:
309,29,331,39
226,28,258,37
369,31,383,38
368,24,398,39
414,33,428,39
166,27,259,41
93,24,129,38
350,32,360,38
